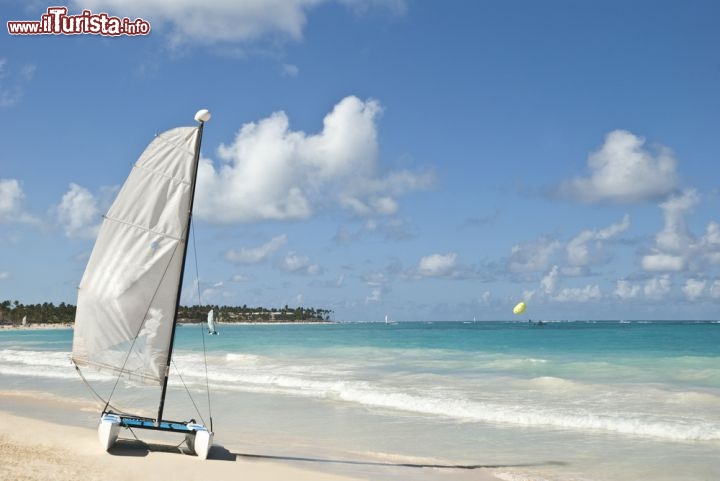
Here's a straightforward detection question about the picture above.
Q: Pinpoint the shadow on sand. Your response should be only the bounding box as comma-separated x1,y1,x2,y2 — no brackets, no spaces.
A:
109,439,566,471
108,439,183,457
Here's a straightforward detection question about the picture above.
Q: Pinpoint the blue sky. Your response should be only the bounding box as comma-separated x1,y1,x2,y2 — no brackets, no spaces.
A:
2,0,719,321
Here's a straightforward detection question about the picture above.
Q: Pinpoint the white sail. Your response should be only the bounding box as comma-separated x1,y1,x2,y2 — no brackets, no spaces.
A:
21,315,27,326
207,309,215,333
72,126,200,385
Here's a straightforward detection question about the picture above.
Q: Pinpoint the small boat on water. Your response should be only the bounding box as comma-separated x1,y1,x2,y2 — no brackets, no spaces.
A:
207,308,218,335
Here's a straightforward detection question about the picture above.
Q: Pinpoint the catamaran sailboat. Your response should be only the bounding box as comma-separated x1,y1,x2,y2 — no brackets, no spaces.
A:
71,109,214,459
207,309,218,335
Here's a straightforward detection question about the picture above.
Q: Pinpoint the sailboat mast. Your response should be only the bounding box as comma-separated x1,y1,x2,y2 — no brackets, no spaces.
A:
156,117,207,423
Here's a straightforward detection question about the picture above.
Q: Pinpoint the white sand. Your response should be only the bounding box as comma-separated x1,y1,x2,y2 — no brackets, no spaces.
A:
0,403,500,481
0,410,367,481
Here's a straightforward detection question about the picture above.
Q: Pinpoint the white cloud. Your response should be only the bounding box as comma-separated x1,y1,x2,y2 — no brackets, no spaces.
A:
517,216,631,303
540,265,559,294
614,280,641,299
340,169,435,215
509,238,562,273
522,290,536,303
597,214,632,240
565,230,595,267
682,278,705,301
73,0,406,46
75,0,319,45
282,63,299,77
641,253,685,272
699,221,720,265
558,130,678,203
370,196,398,216
363,271,389,302
560,266,585,277
417,252,457,277
195,96,433,223
655,189,699,252
0,178,39,224
225,234,287,263
0,59,36,107
702,222,720,245
710,280,720,299
364,271,388,286
198,280,225,302
56,183,101,239
639,189,720,273
0,178,25,221
520,217,632,302
365,287,383,302
537,265,601,303
279,251,321,275
566,214,630,267
644,275,671,300
335,216,417,244
0,271,9,280
553,285,602,303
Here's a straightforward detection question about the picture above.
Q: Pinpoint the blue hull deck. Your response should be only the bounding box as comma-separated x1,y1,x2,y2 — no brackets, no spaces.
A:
109,413,197,434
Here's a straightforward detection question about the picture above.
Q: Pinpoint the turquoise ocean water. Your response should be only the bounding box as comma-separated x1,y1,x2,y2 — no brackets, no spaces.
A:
1,321,718,481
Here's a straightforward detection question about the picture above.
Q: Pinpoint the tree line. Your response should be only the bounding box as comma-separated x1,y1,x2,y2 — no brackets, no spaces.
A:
0,300,333,325
177,305,333,323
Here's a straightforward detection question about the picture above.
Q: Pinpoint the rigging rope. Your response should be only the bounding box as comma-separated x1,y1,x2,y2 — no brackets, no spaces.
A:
152,220,215,428
191,221,214,431
171,359,207,427
74,363,122,414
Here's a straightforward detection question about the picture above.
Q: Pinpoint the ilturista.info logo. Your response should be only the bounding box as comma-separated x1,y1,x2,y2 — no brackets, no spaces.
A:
7,6,151,36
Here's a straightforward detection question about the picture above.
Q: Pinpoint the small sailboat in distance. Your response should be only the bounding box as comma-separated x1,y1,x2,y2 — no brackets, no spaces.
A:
207,308,218,335
71,109,214,458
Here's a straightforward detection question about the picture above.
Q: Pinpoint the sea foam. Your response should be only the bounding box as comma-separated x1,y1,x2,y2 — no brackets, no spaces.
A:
168,351,720,442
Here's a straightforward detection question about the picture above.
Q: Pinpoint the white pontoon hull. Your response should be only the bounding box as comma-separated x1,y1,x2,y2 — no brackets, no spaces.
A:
98,413,121,451
97,413,213,458
186,426,213,459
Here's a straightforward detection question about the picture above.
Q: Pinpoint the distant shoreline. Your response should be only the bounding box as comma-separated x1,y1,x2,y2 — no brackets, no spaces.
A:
179,321,336,326
0,322,73,330
4,320,714,331
0,320,336,331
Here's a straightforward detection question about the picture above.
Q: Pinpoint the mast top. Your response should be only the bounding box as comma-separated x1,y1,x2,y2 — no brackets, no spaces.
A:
194,109,211,123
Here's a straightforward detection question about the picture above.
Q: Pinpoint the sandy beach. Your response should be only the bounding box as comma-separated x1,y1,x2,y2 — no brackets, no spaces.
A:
0,392,499,481
0,411,368,481
0,322,73,330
